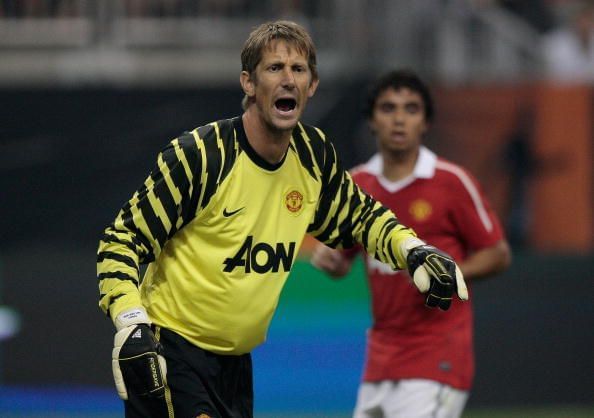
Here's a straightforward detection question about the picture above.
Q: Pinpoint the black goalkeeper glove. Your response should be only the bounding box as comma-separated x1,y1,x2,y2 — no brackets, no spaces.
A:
406,244,468,311
112,318,166,400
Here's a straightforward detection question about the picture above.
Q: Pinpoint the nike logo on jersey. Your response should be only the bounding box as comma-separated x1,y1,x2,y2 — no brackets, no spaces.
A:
223,207,244,217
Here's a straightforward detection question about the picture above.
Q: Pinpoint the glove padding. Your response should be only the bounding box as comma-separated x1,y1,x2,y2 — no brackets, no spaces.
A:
406,245,468,310
112,324,167,400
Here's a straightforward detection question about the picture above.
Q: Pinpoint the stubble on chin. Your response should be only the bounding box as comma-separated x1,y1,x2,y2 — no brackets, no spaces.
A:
265,117,298,138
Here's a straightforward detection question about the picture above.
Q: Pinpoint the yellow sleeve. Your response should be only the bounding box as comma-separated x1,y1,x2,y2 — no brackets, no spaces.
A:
308,133,417,270
97,132,203,321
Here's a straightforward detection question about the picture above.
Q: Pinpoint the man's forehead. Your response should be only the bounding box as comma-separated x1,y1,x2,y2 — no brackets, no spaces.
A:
379,87,423,101
261,39,308,60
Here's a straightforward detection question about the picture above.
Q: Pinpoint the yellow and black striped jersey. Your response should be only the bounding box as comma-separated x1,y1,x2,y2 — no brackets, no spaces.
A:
97,116,416,354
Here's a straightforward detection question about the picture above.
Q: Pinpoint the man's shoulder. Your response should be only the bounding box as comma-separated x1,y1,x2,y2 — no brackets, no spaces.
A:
350,154,381,179
291,122,331,170
193,117,238,139
434,157,473,179
433,157,483,194
293,121,328,144
174,117,239,146
350,164,374,180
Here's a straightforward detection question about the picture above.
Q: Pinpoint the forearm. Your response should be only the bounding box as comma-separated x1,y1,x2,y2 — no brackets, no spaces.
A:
97,226,146,321
310,243,357,278
458,240,511,281
347,196,421,270
365,211,423,271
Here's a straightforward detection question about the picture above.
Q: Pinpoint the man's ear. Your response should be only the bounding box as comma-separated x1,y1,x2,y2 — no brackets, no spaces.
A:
240,71,255,98
307,77,319,98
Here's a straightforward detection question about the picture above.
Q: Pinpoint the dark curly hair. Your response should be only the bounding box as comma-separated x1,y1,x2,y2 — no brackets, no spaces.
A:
364,69,434,122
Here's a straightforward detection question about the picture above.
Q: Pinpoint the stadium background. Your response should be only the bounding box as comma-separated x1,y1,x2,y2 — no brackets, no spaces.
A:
0,1,593,417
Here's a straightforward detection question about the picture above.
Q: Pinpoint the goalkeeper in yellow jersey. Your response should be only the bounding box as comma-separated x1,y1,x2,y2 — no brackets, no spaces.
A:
97,20,468,418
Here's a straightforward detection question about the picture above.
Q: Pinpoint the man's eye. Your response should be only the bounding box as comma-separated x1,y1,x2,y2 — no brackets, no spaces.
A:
270,65,280,72
406,104,420,113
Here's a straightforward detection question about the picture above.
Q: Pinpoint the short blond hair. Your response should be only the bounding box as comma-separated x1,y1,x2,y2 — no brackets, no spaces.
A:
240,20,318,109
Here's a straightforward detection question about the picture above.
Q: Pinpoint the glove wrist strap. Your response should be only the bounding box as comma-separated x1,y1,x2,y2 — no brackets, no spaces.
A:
114,307,151,331
400,237,426,259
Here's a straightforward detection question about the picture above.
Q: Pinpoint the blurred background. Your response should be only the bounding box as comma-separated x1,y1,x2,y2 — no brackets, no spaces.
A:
0,0,593,417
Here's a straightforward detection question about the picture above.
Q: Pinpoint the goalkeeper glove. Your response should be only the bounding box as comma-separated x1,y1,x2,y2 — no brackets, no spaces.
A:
112,308,167,400
403,240,468,311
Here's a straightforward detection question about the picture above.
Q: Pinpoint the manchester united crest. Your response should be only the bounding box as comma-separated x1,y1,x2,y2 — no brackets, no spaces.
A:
285,189,304,215
409,199,432,222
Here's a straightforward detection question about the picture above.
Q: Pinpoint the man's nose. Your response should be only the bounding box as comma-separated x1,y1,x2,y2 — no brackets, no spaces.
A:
281,68,296,88
393,110,405,123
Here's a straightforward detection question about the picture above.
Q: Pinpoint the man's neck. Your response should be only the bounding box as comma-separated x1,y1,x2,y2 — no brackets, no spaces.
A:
242,111,292,165
381,148,419,182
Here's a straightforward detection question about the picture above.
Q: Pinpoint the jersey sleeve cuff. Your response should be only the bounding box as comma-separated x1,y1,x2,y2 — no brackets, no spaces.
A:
397,237,426,269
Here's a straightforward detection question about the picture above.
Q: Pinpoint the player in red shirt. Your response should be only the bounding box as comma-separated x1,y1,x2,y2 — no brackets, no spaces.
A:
312,70,511,418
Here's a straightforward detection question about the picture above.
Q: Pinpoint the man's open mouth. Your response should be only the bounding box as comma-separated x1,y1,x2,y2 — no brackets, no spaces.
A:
275,98,297,112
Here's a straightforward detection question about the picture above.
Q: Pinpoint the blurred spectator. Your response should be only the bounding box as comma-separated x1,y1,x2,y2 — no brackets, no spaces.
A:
124,0,184,17
121,0,314,19
0,0,80,17
123,0,152,17
0,0,19,16
270,0,311,31
124,0,252,18
542,1,594,83
196,0,250,17
500,0,556,33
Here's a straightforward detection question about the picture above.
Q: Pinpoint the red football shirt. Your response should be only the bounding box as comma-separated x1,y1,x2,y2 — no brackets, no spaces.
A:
351,147,504,390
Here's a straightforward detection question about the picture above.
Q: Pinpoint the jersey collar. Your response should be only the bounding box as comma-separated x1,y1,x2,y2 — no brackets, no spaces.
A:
364,146,437,193
232,116,288,172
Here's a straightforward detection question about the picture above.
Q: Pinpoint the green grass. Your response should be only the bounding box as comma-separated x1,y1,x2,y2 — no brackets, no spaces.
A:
463,405,594,418
256,406,594,418
2,407,593,418
258,406,594,418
